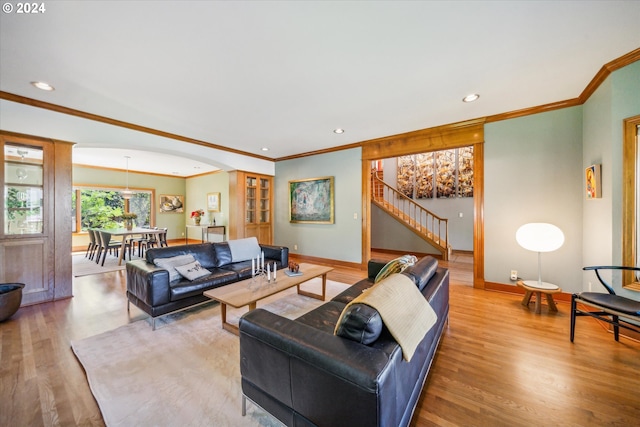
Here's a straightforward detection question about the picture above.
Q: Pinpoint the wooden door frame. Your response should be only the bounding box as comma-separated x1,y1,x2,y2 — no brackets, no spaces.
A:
361,120,485,288
622,115,640,290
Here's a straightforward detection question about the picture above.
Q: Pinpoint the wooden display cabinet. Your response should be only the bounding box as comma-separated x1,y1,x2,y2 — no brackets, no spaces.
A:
228,171,273,244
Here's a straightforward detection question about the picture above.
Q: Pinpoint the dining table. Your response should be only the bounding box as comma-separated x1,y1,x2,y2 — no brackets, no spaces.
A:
98,227,166,266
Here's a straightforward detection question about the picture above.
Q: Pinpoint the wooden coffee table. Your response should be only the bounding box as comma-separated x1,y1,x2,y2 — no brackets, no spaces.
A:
203,263,333,335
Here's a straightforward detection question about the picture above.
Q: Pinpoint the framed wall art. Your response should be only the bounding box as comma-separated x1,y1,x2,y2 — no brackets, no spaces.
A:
289,176,334,224
585,164,601,199
159,194,184,213
207,192,221,212
397,146,474,199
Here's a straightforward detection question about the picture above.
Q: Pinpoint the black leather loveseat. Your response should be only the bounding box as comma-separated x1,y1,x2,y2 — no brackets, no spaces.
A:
126,240,288,329
239,256,449,427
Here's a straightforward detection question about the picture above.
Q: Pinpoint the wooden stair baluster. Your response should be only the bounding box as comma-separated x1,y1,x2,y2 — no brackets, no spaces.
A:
371,171,450,260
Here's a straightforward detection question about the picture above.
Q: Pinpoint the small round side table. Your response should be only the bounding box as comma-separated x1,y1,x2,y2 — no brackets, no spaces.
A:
517,280,562,314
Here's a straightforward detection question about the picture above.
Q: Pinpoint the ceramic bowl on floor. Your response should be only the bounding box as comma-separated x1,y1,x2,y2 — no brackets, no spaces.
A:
0,283,25,322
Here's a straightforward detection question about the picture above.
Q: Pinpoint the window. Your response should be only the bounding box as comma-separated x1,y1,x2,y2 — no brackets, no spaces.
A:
3,143,44,235
72,187,152,232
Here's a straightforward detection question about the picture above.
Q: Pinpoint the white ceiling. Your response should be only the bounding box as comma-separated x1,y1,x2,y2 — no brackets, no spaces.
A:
72,147,215,177
1,1,639,176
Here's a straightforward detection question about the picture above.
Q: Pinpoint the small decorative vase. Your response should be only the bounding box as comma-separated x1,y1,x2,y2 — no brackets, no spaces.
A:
125,219,133,230
195,217,201,225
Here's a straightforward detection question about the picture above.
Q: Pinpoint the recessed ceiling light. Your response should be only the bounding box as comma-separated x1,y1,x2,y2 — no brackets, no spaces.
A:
261,147,269,151
462,93,479,103
31,81,55,91
333,128,345,134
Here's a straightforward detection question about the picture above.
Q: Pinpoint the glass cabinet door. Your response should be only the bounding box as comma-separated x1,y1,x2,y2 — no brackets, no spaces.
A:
4,144,44,235
259,178,270,223
245,176,256,224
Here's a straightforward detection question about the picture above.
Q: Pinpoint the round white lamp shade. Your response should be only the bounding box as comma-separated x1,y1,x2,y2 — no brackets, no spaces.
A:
516,223,564,252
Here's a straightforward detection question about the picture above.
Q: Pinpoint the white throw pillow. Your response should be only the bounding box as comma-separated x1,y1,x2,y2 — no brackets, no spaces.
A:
153,254,196,282
228,237,261,262
175,260,211,281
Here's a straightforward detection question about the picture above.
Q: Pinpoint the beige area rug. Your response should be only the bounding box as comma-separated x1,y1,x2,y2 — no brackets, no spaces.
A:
72,253,144,277
71,279,350,427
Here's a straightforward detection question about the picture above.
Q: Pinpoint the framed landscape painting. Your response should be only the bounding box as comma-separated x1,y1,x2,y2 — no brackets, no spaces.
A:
159,194,184,213
289,176,334,224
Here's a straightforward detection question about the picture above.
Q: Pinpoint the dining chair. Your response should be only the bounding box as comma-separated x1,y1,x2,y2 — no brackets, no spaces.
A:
85,229,98,260
132,228,153,257
158,228,168,247
142,227,160,253
94,230,105,264
128,230,148,258
98,231,129,266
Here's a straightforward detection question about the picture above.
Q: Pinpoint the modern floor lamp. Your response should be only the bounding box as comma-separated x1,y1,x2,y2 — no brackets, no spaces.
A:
516,223,565,289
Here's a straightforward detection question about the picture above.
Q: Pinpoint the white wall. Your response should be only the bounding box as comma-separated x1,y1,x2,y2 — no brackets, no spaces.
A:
582,60,640,297
185,171,229,242
484,106,584,292
370,204,441,255
581,78,613,279
275,148,362,263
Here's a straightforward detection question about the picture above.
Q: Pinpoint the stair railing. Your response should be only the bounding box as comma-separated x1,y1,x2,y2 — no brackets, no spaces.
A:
371,172,449,254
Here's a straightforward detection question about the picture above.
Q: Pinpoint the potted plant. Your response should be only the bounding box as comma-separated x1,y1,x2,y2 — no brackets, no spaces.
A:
191,209,204,225
120,212,138,230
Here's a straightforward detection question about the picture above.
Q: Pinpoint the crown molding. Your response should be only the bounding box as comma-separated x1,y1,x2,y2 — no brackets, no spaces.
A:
0,91,272,162
342,48,640,155
2,48,638,163
275,141,363,162
579,47,640,104
487,47,640,124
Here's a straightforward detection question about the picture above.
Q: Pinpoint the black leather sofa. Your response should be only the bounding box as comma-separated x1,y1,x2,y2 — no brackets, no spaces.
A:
239,256,449,427
126,241,288,329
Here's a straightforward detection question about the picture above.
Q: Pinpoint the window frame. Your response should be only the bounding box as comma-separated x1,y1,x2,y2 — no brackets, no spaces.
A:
72,184,156,234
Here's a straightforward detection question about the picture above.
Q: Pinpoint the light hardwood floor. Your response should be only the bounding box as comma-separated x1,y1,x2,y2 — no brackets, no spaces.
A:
1,252,638,426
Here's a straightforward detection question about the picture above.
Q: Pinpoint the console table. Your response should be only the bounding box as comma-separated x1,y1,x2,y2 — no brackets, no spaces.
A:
185,224,226,244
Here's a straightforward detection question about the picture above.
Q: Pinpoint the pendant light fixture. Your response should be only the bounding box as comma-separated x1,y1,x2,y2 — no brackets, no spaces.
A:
122,156,134,200
15,149,28,181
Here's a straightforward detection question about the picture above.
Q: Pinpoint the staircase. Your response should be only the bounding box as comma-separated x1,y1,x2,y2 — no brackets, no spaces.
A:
371,171,451,260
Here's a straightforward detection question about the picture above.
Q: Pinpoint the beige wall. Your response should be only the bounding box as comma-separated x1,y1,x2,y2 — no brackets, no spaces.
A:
72,165,185,249
185,171,229,242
